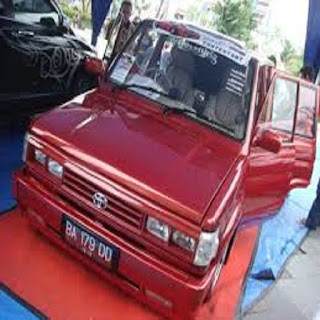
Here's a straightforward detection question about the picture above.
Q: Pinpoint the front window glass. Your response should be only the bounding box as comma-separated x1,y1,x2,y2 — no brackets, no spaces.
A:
295,85,316,138
109,21,252,140
270,78,297,137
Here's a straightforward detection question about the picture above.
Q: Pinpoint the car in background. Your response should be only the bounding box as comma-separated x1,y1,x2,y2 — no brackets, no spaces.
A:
0,0,101,116
14,20,318,319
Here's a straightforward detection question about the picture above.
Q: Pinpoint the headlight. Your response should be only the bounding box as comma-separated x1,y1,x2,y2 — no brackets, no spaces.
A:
194,230,219,267
34,149,46,165
172,230,195,252
22,133,29,162
146,216,170,242
48,158,63,179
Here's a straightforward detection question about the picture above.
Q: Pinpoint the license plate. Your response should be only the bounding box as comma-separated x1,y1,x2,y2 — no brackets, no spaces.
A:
62,215,119,270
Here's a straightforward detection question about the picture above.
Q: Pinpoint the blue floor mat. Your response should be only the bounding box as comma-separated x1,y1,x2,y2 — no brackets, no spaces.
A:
0,126,25,213
0,286,42,320
241,146,320,313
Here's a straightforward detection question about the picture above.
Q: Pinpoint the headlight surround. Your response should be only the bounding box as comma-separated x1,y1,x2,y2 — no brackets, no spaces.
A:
146,216,170,242
194,230,219,267
34,148,47,165
172,230,196,252
48,158,64,179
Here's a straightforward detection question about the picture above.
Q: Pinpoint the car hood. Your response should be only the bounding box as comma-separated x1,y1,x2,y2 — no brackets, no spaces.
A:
32,99,241,224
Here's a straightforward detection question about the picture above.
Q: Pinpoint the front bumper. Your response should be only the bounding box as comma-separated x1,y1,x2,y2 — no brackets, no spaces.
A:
14,168,217,319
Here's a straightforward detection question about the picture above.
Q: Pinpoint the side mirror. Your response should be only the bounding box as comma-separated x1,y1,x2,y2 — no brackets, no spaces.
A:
253,129,282,153
84,57,105,76
59,14,74,35
62,14,71,28
40,17,56,28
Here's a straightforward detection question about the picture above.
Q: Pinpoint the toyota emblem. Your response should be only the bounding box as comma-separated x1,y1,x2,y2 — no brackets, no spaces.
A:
92,192,108,210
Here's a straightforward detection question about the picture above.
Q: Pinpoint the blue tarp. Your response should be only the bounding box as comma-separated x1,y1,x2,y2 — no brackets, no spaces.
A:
241,143,320,312
0,126,24,213
0,289,40,320
304,0,320,77
91,0,113,46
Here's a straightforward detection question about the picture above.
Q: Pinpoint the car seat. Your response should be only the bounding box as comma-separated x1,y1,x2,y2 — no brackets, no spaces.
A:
203,87,246,138
165,46,195,106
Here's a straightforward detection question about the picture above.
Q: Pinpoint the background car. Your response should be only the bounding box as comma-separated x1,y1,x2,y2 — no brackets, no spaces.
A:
0,0,100,117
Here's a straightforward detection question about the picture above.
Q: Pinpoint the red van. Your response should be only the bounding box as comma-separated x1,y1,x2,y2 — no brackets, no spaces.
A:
14,20,318,319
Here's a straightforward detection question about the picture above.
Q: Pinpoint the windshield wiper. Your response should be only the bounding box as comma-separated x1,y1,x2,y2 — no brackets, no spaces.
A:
162,105,198,117
112,82,173,99
113,82,199,118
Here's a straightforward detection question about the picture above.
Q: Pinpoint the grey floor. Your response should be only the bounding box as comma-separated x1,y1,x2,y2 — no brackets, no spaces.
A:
243,229,320,320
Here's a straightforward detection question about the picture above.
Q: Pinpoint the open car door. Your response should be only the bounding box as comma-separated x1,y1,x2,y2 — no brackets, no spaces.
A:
243,69,301,222
243,68,318,224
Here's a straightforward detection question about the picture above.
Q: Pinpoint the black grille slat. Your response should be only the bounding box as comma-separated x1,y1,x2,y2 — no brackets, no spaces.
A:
62,169,144,230
107,204,141,227
65,179,92,201
108,196,143,220
64,171,96,193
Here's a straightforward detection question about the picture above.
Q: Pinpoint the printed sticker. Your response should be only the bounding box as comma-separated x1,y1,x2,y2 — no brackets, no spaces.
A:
177,39,218,65
225,68,247,96
111,54,134,83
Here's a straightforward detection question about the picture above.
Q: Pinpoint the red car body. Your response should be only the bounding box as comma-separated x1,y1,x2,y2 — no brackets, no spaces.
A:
14,20,318,319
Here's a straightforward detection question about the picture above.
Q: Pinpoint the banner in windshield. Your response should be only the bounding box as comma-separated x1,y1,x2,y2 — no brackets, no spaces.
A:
155,24,250,66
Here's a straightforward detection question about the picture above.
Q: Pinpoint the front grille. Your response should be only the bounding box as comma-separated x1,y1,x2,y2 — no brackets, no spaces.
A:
62,168,144,231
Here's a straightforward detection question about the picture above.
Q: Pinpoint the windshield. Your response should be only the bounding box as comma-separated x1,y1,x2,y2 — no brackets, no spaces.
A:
109,20,253,140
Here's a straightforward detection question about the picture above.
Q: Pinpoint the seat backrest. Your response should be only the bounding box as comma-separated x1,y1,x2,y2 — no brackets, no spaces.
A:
165,47,195,104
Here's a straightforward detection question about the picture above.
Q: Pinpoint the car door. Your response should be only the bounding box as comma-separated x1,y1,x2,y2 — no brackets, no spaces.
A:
291,82,318,187
243,73,299,222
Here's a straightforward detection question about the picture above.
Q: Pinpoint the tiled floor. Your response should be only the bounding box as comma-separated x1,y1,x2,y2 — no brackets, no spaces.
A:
243,229,320,320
